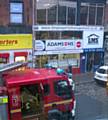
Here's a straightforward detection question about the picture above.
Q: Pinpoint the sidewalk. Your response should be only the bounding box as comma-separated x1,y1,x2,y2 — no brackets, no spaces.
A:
72,72,94,85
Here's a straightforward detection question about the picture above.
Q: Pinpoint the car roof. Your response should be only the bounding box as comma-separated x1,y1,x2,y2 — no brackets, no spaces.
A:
99,65,108,70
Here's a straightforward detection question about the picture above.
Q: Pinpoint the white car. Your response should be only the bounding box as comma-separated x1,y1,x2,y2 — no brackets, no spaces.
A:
94,65,108,84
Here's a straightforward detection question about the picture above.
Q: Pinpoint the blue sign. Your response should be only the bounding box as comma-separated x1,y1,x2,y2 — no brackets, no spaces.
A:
83,48,104,52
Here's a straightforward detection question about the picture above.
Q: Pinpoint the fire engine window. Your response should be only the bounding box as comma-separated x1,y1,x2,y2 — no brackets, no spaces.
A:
43,84,50,96
21,84,43,118
54,80,72,99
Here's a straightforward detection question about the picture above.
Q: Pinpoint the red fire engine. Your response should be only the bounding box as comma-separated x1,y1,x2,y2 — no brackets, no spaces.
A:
0,62,76,120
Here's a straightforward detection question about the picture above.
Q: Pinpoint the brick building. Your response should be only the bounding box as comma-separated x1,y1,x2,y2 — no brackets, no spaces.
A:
0,0,32,33
0,0,33,67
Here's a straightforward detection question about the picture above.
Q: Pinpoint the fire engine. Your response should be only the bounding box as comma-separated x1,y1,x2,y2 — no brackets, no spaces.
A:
0,62,76,120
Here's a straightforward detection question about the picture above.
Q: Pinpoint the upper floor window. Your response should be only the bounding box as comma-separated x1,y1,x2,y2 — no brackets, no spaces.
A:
80,3,104,25
10,2,23,24
36,0,77,25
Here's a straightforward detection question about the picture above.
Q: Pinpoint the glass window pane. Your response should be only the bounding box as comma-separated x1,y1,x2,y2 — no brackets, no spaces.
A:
58,6,66,24
61,31,83,39
80,6,88,25
54,80,72,98
48,6,57,24
88,6,96,25
37,9,46,24
10,14,22,23
10,3,23,13
36,31,60,40
68,7,76,25
43,84,50,96
96,7,103,25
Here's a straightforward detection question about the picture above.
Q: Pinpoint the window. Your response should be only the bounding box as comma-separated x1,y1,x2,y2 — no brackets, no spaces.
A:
61,31,83,39
80,3,104,25
96,6,104,25
37,9,46,24
10,2,23,24
88,6,96,25
0,58,7,64
80,6,88,25
58,6,66,24
0,53,9,64
48,6,57,24
43,84,50,96
68,7,76,24
36,31,60,40
54,80,72,99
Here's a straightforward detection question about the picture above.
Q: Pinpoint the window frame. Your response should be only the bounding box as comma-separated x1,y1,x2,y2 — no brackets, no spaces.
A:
9,1,24,24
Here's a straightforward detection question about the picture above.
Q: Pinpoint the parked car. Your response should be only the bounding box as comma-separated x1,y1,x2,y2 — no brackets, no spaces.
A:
94,65,108,85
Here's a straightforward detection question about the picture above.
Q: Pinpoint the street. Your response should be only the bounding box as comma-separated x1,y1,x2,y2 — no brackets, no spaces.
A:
73,73,108,120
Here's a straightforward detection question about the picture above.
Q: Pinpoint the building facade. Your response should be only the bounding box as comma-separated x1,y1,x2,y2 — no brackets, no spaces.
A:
0,0,106,73
33,0,106,74
0,0,33,66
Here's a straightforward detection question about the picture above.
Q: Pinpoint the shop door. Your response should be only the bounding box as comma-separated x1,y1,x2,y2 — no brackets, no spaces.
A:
86,52,94,72
21,84,44,120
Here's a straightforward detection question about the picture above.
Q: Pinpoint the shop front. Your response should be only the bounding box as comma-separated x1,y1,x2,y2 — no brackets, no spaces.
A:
80,28,104,73
33,25,104,74
0,34,32,67
34,39,83,74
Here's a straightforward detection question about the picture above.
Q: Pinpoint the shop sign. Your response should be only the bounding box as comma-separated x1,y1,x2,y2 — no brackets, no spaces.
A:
35,40,82,51
33,25,103,31
0,34,32,50
84,48,104,52
83,30,104,49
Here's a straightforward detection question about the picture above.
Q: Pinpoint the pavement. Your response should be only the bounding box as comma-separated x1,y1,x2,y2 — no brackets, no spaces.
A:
72,72,94,85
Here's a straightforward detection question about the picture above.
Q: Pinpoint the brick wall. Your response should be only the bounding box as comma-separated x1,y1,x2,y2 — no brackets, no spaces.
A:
0,0,9,26
0,0,32,26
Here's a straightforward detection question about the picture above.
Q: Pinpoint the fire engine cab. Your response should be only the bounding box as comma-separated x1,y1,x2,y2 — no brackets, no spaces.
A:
0,62,76,120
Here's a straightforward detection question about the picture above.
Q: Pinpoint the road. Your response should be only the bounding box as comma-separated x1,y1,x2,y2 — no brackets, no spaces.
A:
73,73,108,120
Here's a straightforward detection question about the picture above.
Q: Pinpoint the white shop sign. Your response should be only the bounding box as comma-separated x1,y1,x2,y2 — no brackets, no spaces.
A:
35,40,82,51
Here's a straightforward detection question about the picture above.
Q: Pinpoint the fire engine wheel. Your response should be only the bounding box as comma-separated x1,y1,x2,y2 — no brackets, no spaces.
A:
69,115,75,120
69,116,75,120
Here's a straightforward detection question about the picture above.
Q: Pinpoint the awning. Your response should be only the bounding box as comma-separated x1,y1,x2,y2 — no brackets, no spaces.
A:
0,53,9,58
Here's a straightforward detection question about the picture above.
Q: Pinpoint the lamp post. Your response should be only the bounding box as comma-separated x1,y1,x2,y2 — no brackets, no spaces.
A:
32,0,36,68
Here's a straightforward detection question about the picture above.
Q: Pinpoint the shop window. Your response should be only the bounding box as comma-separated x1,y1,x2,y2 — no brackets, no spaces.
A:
0,53,9,64
15,56,26,62
0,58,7,64
61,31,83,39
36,31,60,40
14,52,28,62
48,54,80,69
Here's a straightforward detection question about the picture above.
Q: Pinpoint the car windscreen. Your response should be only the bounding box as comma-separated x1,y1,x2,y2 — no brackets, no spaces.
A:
97,68,106,74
